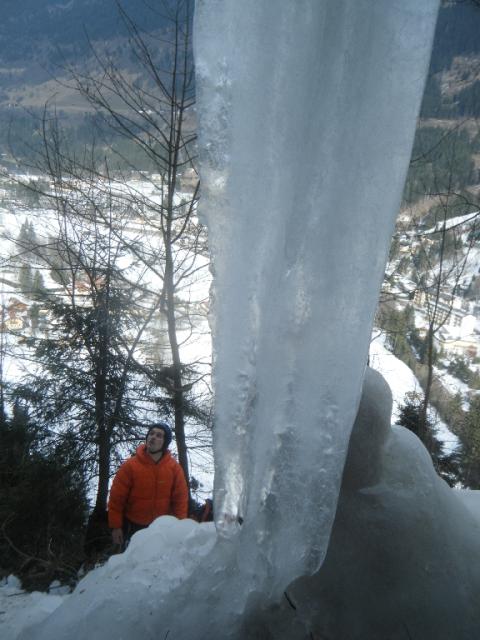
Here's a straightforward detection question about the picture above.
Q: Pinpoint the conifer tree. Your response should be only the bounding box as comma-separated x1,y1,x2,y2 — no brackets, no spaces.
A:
18,263,33,294
0,401,89,590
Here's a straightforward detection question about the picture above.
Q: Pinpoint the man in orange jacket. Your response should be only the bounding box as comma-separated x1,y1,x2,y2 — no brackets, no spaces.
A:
108,422,189,548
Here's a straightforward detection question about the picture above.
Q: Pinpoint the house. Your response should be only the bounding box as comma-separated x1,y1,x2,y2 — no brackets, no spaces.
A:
4,317,24,331
8,299,28,316
436,333,478,359
414,288,480,357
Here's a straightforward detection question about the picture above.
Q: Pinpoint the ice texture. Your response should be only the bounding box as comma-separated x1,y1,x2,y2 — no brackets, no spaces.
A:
248,369,480,639
194,0,440,598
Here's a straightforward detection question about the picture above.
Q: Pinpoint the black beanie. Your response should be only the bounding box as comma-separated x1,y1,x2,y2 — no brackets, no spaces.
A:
145,422,172,449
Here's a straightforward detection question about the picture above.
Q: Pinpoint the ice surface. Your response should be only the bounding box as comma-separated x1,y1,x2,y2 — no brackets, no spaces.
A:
251,369,480,639
195,0,440,599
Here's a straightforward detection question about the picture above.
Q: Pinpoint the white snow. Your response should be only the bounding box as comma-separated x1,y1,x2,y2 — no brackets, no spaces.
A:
370,333,461,454
5,517,216,640
4,369,480,639
0,576,66,640
369,334,423,421
279,369,480,639
434,366,477,412
424,210,479,234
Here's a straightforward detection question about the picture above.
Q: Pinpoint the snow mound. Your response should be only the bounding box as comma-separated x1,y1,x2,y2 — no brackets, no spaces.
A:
17,517,216,640
252,369,480,639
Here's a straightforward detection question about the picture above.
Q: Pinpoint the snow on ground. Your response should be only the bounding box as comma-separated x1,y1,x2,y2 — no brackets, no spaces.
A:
369,332,460,454
0,517,216,640
0,576,67,640
369,333,423,421
434,366,475,411
435,367,471,399
0,335,468,638
424,210,479,235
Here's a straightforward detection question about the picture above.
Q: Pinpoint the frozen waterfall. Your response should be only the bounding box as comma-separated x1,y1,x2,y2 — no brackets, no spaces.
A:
21,1,462,639
194,0,440,598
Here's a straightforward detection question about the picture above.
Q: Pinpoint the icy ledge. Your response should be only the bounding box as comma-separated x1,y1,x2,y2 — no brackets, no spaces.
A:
249,368,480,639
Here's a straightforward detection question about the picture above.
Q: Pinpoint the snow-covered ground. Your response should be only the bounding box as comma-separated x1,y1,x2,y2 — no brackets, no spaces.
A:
369,333,423,421
369,332,460,454
434,366,472,409
1,519,216,640
0,576,67,640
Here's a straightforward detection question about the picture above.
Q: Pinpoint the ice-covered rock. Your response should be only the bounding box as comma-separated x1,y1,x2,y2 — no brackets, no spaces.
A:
245,368,480,639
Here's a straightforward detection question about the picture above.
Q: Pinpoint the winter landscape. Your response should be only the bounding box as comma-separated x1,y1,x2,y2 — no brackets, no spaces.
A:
1,1,480,638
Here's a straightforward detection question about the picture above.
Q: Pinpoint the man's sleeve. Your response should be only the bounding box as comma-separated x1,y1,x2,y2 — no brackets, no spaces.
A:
171,464,189,519
107,462,133,529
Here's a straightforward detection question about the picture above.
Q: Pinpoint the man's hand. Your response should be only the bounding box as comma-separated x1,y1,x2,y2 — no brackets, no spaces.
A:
112,528,124,546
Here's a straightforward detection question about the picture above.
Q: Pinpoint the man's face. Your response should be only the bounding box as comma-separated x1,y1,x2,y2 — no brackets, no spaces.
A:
146,428,165,454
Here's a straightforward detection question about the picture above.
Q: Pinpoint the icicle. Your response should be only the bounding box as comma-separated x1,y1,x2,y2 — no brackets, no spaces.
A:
194,0,440,598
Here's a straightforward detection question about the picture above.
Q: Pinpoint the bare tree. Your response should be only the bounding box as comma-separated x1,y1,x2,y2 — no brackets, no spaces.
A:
377,117,480,444
2,1,211,507
413,199,477,434
58,0,208,489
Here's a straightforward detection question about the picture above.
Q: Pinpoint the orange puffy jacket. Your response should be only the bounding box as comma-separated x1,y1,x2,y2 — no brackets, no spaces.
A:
107,445,188,529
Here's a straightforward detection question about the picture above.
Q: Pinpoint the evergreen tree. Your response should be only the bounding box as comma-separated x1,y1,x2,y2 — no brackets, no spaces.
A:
0,401,89,591
28,303,41,333
459,395,480,488
18,263,33,295
32,269,47,299
397,394,462,487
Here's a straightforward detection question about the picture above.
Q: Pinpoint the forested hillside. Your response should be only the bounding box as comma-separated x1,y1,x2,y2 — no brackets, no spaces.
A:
0,0,169,65
376,1,480,492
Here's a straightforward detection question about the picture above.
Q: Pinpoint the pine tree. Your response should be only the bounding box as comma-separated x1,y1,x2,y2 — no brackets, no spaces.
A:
459,395,480,488
32,269,47,299
18,263,33,295
397,394,462,487
0,401,89,590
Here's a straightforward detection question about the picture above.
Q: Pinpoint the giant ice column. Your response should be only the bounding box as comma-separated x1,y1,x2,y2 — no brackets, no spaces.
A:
195,0,440,598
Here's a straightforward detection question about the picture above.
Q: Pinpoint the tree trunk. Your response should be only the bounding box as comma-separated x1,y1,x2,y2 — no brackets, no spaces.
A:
419,323,434,442
164,245,190,490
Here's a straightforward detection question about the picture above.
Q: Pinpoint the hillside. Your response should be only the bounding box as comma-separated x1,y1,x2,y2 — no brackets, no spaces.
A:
0,1,183,115
421,2,480,119
0,0,169,66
